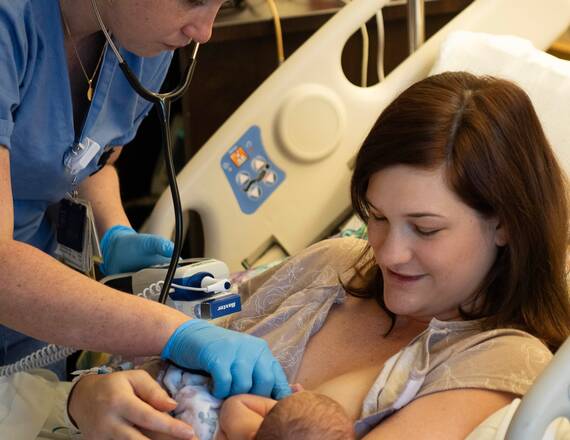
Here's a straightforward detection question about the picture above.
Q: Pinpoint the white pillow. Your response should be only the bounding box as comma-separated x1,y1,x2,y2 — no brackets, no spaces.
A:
430,31,570,176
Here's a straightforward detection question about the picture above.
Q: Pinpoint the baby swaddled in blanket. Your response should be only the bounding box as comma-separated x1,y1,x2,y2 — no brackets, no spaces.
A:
156,363,355,440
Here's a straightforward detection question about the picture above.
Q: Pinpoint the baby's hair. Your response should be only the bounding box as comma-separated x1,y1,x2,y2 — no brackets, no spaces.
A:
255,391,355,440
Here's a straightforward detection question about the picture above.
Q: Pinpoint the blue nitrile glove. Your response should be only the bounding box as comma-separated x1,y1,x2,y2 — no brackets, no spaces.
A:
161,319,292,400
99,225,174,276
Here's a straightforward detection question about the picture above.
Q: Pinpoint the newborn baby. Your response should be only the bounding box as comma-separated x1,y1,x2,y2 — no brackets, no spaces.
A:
218,389,356,440
159,365,355,440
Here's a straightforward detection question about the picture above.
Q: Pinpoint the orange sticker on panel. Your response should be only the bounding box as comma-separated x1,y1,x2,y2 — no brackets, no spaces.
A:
230,146,248,167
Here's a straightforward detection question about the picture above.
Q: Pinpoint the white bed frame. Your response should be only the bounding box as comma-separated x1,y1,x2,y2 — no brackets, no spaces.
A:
143,0,570,272
505,336,570,439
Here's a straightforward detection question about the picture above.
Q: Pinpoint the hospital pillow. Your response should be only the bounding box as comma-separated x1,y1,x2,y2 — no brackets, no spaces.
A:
430,30,570,176
327,31,570,249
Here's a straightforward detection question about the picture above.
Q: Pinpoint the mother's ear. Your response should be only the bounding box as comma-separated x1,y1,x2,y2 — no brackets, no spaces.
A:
494,220,508,247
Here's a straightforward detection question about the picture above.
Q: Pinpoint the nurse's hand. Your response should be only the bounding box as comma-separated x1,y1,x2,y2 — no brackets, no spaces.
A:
161,319,292,400
68,370,196,440
100,225,174,275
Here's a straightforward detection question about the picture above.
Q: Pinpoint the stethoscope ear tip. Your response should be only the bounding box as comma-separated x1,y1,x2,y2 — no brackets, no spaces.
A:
189,41,200,58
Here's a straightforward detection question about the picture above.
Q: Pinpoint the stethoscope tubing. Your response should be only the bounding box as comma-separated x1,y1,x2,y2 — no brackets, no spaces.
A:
90,0,200,103
90,0,198,303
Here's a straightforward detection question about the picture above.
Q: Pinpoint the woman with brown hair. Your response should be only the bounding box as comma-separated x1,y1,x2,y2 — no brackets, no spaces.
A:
350,71,570,352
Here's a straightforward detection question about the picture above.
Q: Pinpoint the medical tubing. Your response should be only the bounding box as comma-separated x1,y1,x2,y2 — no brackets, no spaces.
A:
92,0,199,304
265,0,285,64
0,344,76,376
138,277,232,301
156,98,185,304
90,0,121,61
376,8,385,81
98,30,200,303
360,23,370,86
114,40,199,104
91,0,201,93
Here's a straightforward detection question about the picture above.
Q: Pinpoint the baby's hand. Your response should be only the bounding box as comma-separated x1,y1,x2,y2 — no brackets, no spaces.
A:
290,383,304,393
216,394,278,440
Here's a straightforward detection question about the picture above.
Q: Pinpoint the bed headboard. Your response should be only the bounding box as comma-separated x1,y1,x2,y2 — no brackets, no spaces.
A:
143,0,570,271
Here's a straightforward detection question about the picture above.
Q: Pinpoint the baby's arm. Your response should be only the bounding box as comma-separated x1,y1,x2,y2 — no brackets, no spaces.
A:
215,394,278,440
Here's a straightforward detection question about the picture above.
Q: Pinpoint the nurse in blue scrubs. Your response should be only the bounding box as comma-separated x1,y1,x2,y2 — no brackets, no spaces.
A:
0,0,290,418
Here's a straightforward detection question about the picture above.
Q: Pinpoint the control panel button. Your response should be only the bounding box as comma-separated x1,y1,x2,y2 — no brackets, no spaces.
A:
251,157,267,172
247,183,262,200
263,170,277,185
230,146,248,167
235,171,250,188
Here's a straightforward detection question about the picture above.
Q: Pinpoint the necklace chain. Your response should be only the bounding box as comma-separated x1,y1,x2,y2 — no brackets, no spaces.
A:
60,2,107,102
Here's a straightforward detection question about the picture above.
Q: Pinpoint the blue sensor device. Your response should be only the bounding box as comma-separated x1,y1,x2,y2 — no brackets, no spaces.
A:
198,293,242,319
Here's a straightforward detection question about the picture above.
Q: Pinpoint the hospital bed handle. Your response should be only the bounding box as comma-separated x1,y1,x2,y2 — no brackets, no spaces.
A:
505,336,570,439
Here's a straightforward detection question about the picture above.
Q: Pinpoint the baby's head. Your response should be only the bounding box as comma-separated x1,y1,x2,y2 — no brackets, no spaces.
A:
255,391,355,440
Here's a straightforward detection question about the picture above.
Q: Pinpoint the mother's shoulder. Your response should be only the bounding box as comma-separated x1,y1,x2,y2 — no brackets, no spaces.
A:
287,236,369,274
303,236,368,257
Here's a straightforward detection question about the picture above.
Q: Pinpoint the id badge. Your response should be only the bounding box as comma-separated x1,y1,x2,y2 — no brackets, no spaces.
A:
55,197,101,277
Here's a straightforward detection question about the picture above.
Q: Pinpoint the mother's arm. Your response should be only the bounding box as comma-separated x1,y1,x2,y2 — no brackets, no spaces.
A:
363,389,515,439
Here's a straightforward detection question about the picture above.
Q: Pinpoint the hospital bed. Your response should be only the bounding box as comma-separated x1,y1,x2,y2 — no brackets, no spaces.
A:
142,0,570,438
1,1,568,437
143,0,570,273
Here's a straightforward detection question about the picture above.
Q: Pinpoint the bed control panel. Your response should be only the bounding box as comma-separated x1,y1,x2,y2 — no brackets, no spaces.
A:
221,125,285,214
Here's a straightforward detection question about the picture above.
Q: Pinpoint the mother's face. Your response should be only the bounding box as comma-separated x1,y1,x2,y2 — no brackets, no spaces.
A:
101,0,225,57
365,165,507,322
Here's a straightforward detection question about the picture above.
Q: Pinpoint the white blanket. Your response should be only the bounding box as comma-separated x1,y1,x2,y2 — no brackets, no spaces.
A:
0,369,75,440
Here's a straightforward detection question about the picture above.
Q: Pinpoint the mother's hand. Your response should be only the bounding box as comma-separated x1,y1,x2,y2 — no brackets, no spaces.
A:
69,370,196,440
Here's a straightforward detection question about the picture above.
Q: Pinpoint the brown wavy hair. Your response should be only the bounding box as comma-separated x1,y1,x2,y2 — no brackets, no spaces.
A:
348,72,570,350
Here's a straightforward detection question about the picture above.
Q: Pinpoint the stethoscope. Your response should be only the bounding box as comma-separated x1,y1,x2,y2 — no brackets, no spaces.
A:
90,0,198,304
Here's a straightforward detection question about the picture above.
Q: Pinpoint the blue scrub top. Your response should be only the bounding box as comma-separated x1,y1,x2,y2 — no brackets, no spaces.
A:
0,0,174,374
